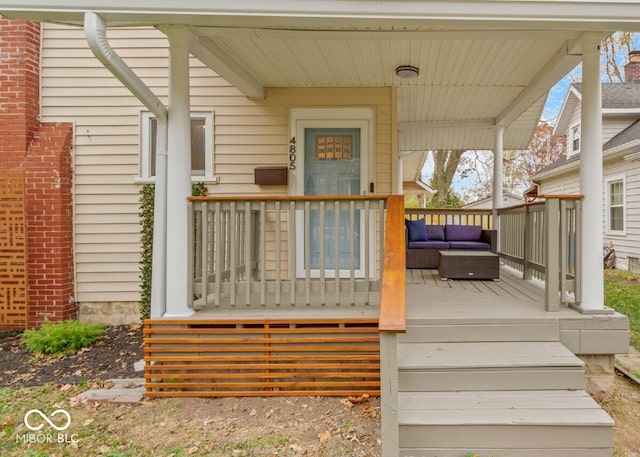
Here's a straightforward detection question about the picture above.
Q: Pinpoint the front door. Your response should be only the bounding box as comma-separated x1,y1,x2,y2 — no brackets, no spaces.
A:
290,108,373,279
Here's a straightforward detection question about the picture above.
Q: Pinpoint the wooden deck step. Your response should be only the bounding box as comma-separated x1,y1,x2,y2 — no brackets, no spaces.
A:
398,390,613,457
400,317,559,343
398,341,584,391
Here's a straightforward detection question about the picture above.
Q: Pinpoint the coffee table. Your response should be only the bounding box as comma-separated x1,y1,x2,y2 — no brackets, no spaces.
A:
438,251,500,280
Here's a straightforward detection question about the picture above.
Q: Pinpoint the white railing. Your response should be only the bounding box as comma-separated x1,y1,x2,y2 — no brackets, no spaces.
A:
188,196,388,309
496,195,582,310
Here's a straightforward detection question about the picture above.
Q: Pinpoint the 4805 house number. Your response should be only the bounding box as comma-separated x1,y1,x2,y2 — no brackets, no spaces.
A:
289,137,296,170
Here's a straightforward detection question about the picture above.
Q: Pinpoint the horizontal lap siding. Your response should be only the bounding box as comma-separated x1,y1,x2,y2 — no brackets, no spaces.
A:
538,155,640,268
602,156,640,266
40,24,395,305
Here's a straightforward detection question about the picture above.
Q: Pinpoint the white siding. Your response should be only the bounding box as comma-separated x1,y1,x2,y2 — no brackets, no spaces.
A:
601,156,640,269
560,104,637,148
40,23,395,304
539,155,640,270
602,116,637,145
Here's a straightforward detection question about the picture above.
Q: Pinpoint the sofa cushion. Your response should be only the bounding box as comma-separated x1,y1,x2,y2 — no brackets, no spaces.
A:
445,224,482,241
408,240,450,250
405,218,427,242
448,241,491,250
425,224,445,241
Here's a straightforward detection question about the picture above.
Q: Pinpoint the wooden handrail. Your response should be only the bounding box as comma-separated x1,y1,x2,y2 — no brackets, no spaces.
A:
189,195,391,202
379,195,406,332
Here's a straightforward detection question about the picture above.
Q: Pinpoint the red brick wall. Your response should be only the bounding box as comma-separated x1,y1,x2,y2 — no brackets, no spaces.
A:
0,20,41,153
624,50,640,83
0,19,76,328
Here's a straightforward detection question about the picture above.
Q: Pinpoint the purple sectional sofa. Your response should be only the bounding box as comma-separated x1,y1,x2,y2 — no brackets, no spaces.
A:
404,219,497,269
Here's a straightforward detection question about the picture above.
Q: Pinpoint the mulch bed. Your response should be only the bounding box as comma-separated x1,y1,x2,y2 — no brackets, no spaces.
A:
0,324,143,387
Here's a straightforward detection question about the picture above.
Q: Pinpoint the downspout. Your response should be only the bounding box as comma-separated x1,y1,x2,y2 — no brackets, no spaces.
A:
84,12,168,318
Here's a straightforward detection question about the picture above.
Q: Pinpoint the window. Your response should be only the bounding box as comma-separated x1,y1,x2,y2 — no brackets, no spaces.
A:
570,124,580,154
606,177,625,233
140,111,214,179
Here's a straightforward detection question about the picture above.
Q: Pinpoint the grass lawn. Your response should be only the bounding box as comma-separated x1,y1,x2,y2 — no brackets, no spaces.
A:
605,270,640,351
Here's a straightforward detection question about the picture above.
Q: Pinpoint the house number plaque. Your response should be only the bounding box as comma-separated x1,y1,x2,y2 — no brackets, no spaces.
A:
289,137,296,170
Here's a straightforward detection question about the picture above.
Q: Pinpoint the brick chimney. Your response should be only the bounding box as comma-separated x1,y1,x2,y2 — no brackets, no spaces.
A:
624,50,640,83
0,19,76,328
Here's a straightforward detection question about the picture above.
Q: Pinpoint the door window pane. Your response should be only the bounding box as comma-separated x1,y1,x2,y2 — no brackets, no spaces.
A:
304,128,361,270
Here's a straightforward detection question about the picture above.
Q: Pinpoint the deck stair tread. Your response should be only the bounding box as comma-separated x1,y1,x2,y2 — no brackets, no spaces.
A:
398,341,583,370
398,390,614,426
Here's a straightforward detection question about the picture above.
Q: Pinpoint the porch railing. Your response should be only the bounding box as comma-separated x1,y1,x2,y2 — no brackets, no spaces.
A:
496,195,582,310
404,207,493,229
188,195,388,309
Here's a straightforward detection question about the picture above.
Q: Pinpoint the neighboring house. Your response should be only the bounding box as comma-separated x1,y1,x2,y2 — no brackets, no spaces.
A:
401,151,433,207
464,191,523,209
534,52,640,272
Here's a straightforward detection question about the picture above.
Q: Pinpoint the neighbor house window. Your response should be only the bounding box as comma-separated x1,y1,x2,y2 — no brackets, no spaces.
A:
570,124,580,154
607,177,625,233
140,111,214,179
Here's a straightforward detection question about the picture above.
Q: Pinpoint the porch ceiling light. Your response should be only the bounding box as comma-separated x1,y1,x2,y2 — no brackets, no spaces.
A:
396,65,419,79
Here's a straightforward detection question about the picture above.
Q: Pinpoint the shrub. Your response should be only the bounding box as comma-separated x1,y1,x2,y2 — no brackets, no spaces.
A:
21,320,106,356
138,182,207,320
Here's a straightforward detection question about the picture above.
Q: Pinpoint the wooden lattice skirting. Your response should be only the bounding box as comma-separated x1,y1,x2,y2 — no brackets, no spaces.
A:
144,318,380,398
0,169,28,329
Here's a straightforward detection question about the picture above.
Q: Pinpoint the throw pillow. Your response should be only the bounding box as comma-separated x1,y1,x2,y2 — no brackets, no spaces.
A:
405,218,428,242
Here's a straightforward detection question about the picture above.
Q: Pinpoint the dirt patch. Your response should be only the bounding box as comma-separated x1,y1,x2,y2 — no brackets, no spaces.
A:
595,371,640,456
0,324,143,387
1,384,381,456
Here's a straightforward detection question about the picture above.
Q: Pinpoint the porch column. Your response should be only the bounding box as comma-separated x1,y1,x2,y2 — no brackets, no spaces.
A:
164,26,194,317
492,126,505,209
578,34,605,312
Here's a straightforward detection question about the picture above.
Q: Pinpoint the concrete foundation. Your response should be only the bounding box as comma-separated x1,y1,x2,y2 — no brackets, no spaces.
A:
579,354,615,395
78,302,141,325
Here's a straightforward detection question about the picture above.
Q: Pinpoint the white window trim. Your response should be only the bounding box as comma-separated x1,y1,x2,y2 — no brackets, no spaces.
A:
605,174,626,235
137,111,217,183
568,123,580,157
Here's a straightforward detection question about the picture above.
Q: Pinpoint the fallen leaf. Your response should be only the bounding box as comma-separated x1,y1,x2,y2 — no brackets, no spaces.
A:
318,430,331,443
347,394,370,404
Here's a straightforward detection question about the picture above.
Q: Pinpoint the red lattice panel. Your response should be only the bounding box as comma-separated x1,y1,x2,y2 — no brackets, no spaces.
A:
0,169,28,329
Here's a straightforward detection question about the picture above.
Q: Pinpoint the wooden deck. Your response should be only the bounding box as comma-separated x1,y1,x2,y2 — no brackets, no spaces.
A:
189,267,573,321
406,267,579,321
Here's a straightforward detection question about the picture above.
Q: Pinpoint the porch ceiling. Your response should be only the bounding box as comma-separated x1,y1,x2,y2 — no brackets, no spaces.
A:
5,1,640,152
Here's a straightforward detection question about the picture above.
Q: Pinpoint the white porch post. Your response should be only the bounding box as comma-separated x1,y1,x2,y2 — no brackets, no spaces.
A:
492,126,505,209
578,34,605,312
164,26,194,317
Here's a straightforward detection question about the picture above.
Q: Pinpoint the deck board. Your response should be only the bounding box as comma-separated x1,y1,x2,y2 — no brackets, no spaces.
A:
190,266,594,324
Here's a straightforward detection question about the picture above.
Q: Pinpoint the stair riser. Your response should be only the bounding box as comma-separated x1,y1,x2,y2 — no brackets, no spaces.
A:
400,323,559,343
400,369,584,391
399,448,612,457
400,424,612,450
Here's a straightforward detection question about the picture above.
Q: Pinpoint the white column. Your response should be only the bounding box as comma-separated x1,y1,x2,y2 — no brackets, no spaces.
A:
492,126,504,209
164,26,194,317
578,34,605,312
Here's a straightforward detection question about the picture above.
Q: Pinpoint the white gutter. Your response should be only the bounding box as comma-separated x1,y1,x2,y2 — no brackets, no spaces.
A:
84,12,168,318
